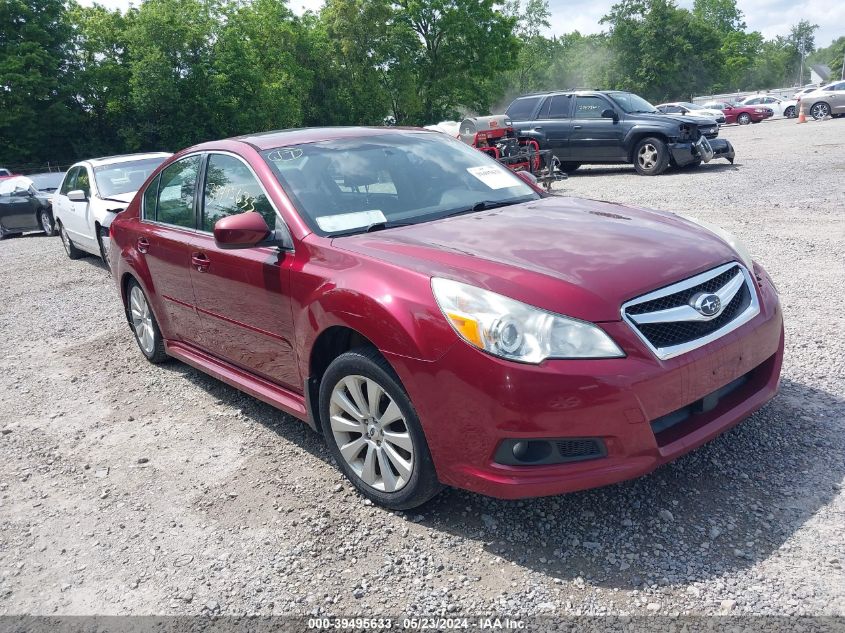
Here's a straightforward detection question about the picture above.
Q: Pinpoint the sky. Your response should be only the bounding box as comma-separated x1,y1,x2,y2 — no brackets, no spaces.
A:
80,0,845,50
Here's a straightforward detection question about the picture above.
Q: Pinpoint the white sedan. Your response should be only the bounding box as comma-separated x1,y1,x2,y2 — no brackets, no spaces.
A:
655,102,726,125
736,95,798,118
52,153,170,265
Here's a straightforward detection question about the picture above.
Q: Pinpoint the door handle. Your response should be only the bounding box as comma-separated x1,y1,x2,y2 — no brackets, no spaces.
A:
191,252,210,273
136,237,149,254
573,125,583,130
533,126,543,131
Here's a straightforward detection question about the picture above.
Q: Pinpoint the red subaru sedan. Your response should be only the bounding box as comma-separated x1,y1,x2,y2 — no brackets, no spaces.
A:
109,127,784,509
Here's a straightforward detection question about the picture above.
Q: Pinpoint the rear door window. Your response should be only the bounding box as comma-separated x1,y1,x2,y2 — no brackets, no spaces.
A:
142,174,161,221
155,155,200,229
548,95,571,119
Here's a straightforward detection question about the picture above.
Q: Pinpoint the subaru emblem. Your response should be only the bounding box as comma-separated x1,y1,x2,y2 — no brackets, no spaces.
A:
692,292,722,317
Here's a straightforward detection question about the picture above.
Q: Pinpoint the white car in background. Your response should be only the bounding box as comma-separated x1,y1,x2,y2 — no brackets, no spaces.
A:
655,102,726,125
53,153,170,265
736,95,798,118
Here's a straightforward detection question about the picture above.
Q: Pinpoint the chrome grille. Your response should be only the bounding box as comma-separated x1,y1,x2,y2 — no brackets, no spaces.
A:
622,262,760,360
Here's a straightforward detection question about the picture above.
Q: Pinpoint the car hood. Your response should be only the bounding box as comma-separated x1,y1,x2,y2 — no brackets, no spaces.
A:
100,191,137,205
335,196,739,322
633,112,716,126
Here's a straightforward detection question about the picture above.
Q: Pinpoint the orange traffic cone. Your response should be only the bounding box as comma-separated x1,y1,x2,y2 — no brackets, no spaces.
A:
797,101,807,123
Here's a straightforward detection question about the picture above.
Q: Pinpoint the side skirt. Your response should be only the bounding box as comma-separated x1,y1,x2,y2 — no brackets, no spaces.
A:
165,340,311,425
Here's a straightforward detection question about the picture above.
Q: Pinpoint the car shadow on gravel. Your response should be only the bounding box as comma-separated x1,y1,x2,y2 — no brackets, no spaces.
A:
162,363,843,589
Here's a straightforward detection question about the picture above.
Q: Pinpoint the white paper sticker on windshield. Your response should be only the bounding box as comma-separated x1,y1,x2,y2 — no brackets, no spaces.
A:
316,209,387,232
466,165,517,190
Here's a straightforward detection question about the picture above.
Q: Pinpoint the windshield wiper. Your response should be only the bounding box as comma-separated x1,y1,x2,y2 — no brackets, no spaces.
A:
442,199,524,219
364,220,415,233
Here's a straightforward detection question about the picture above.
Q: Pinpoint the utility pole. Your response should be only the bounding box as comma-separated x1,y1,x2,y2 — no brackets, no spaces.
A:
842,48,844,80
798,41,805,87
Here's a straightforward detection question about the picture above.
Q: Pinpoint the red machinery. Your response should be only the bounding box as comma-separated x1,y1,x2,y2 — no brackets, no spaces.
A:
458,115,564,190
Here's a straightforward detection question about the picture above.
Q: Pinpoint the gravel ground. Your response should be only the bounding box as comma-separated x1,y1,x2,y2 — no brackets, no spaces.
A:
0,117,844,620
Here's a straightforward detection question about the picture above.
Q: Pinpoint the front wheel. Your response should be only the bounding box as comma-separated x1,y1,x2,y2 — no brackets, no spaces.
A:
633,137,670,176
97,225,111,268
60,223,83,259
784,106,796,118
319,348,442,510
737,113,751,125
810,102,830,120
40,209,56,236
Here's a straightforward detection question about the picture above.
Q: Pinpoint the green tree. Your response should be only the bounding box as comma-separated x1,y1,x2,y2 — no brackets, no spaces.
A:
214,0,313,134
601,0,723,102
787,19,819,84
394,0,520,123
67,3,134,156
0,0,78,168
123,0,223,151
503,0,553,95
808,36,845,83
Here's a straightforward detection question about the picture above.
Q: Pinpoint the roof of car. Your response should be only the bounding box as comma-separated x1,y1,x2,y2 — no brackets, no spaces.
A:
513,90,628,98
80,152,172,168
233,126,434,151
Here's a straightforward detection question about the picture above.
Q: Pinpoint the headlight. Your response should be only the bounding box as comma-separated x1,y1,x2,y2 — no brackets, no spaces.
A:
431,278,624,363
754,108,764,113
680,216,754,270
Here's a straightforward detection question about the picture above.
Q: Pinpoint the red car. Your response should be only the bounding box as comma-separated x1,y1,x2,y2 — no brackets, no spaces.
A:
702,101,774,125
110,127,784,509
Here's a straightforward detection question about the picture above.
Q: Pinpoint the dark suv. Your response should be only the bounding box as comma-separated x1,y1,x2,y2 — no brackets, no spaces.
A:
506,90,735,176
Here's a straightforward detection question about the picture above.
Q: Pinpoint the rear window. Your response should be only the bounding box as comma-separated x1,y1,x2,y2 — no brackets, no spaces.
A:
506,96,543,120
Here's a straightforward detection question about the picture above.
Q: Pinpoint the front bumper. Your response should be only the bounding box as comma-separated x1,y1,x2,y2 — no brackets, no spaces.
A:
386,267,783,499
669,137,735,166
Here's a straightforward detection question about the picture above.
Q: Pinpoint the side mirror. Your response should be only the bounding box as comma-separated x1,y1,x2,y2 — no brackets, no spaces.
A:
724,106,733,110
601,108,618,121
214,211,272,249
67,189,87,202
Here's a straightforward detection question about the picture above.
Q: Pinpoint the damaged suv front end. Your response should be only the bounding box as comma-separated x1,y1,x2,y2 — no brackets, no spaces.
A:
670,120,735,167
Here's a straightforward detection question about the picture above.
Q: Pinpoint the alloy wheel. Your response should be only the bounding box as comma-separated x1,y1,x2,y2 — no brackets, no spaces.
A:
40,211,52,234
637,144,659,171
129,285,155,355
811,103,830,120
329,374,414,493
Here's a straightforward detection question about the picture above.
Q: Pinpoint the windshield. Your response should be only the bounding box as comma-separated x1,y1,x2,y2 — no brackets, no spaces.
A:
29,172,65,192
261,132,539,236
608,92,658,113
93,157,167,197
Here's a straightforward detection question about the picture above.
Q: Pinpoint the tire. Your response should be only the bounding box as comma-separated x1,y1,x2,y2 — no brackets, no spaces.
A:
318,347,443,510
737,113,751,125
559,162,581,174
784,106,796,118
40,208,56,236
810,102,830,120
633,137,670,176
97,225,111,268
59,223,83,259
126,279,168,364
